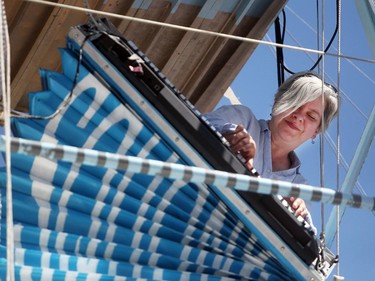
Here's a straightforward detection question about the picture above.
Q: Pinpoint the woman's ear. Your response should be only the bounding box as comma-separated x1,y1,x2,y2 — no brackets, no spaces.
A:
312,131,319,139
315,127,321,135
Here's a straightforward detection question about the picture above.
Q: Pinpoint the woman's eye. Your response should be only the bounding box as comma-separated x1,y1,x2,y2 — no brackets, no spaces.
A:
308,114,316,120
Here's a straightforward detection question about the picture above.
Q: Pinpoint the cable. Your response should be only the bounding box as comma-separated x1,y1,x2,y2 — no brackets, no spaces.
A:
277,0,340,75
274,10,286,85
283,27,371,121
10,34,92,120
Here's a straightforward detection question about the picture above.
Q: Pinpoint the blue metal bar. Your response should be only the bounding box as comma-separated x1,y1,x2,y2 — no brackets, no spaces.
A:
325,104,375,246
355,0,375,57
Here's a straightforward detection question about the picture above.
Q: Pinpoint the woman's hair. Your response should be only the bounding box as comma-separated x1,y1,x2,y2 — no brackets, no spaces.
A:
272,71,339,132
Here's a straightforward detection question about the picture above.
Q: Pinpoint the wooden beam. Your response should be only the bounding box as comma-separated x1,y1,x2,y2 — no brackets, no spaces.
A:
9,0,104,111
195,0,287,112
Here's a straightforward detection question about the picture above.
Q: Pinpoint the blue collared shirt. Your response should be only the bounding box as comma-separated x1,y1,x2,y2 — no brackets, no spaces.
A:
204,104,317,233
204,104,306,183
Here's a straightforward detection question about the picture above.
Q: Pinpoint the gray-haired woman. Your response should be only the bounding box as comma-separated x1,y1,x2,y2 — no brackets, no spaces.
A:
204,71,339,234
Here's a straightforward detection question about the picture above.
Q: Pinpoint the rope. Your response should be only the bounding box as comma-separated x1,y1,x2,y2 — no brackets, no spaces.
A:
25,0,375,64
1,136,375,212
319,0,326,240
335,0,343,277
25,0,375,65
0,0,14,279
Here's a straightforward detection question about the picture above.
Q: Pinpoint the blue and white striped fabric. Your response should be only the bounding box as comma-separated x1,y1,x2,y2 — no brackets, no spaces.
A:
0,49,296,280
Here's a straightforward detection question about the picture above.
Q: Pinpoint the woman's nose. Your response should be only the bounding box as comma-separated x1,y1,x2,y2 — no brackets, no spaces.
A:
292,112,303,122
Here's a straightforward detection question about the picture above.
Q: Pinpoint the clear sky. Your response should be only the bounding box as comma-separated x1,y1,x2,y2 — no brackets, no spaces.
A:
223,1,375,280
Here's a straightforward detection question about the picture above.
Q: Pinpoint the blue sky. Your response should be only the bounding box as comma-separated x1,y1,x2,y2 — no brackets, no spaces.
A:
224,1,375,280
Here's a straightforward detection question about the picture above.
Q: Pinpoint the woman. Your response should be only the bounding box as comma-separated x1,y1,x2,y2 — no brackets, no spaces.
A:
204,71,339,233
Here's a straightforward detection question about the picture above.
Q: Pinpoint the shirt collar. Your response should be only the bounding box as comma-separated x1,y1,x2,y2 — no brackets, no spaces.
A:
259,119,302,170
288,150,302,169
259,119,270,132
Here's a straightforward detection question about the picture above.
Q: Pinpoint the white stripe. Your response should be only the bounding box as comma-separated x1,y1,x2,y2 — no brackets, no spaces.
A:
108,260,118,275
88,220,101,238
55,208,68,231
152,268,164,280
64,270,80,280
114,175,132,193
85,239,99,257
139,136,161,159
104,242,115,258
101,169,117,184
38,206,51,228
239,262,253,277
39,229,51,249
15,248,25,266
55,231,68,252
58,190,71,207
95,184,111,202
212,252,225,269
86,257,99,272
91,202,104,218
20,266,33,281
30,156,57,184
148,252,160,267
59,254,69,270
132,262,142,278
137,203,150,217
180,246,191,261
222,258,233,271
111,191,125,207
61,167,79,191
104,223,116,242
31,181,53,201
133,216,146,231
148,222,160,236
130,232,142,249
147,237,160,253
107,207,120,222
196,250,207,264
13,224,22,243
41,252,52,268
129,249,142,263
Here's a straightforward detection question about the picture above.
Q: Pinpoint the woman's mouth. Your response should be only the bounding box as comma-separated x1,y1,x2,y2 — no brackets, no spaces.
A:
285,120,300,131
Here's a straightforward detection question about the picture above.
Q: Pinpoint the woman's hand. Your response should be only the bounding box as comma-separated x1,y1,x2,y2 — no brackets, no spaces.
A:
222,125,256,170
287,197,308,218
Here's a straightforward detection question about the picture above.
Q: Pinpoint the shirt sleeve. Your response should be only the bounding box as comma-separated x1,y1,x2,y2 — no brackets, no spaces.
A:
305,210,318,235
203,105,258,134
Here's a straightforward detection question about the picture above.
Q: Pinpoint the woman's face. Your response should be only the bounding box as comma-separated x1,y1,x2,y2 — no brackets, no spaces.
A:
270,96,324,148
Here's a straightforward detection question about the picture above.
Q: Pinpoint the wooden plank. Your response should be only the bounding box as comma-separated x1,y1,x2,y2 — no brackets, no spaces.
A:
195,0,287,112
5,0,285,114
9,0,103,111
